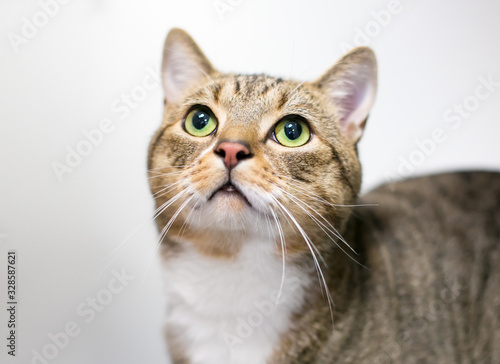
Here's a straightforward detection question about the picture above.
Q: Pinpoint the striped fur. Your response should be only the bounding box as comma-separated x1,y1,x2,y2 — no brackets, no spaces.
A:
148,29,500,363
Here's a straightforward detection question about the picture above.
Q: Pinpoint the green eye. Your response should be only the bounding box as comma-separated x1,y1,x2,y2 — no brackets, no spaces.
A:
273,116,311,147
184,107,218,137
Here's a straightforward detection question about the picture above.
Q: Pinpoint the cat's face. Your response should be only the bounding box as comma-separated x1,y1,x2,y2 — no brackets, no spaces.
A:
148,29,377,258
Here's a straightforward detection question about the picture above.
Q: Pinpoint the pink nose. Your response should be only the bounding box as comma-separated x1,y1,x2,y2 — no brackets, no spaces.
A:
215,141,252,170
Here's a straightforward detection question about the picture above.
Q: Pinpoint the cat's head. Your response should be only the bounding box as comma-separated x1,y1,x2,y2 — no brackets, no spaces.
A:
148,29,377,257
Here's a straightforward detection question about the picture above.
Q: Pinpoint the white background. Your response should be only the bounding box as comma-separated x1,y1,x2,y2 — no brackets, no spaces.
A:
1,1,499,363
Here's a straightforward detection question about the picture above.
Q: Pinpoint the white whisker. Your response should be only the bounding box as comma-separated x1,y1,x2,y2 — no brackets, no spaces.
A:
269,207,287,310
272,196,335,325
277,186,369,270
273,173,378,208
152,180,183,199
99,189,187,274
140,194,194,287
274,185,357,254
148,171,184,180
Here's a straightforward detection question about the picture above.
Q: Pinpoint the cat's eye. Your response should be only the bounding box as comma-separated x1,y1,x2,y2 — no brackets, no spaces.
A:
273,116,311,147
184,107,218,137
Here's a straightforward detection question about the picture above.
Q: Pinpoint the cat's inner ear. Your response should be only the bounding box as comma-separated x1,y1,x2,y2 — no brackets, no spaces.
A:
314,47,377,143
161,28,215,104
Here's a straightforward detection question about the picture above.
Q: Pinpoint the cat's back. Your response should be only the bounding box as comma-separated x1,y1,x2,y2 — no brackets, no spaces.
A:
348,171,500,363
359,171,500,253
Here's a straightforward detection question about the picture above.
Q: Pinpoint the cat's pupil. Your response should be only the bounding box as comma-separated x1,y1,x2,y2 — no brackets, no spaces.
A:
284,121,302,140
192,110,210,130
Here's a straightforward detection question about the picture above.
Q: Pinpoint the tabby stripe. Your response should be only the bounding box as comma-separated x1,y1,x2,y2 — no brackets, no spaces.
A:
211,83,222,103
172,154,187,167
293,174,312,184
148,123,175,169
327,142,356,196
277,91,289,110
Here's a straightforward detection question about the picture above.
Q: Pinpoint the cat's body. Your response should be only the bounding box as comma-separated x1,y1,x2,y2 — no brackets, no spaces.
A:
148,29,500,363
274,171,500,364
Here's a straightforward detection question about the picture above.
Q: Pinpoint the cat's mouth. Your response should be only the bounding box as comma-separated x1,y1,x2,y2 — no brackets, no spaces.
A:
208,181,251,207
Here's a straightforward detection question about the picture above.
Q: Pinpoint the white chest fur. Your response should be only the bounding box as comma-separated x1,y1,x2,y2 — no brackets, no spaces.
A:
162,236,311,364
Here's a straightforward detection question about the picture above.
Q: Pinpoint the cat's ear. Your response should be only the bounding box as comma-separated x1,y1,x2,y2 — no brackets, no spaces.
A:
313,47,377,143
161,28,215,104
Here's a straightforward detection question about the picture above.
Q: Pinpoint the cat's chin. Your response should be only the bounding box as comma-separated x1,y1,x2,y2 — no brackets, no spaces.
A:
186,193,268,233
208,183,252,208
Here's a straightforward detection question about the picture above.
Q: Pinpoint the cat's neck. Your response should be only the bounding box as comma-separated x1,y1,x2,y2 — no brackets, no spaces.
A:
161,233,314,364
160,226,360,364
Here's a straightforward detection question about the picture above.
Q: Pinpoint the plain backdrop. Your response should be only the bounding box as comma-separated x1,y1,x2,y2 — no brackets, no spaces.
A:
1,1,499,363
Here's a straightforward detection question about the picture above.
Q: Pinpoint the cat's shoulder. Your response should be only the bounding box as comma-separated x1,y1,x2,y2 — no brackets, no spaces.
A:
352,171,500,252
361,171,500,214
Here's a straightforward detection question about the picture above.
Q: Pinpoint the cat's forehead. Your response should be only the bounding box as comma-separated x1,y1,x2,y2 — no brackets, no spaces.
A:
183,73,326,125
214,73,293,100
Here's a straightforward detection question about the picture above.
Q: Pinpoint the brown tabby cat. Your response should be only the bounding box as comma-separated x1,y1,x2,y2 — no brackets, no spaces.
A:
147,28,500,364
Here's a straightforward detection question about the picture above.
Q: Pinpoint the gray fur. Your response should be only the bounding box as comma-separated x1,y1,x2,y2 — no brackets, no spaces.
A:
273,172,500,363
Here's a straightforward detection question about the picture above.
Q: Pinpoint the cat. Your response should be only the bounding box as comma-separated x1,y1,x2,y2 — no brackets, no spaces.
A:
147,28,500,364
